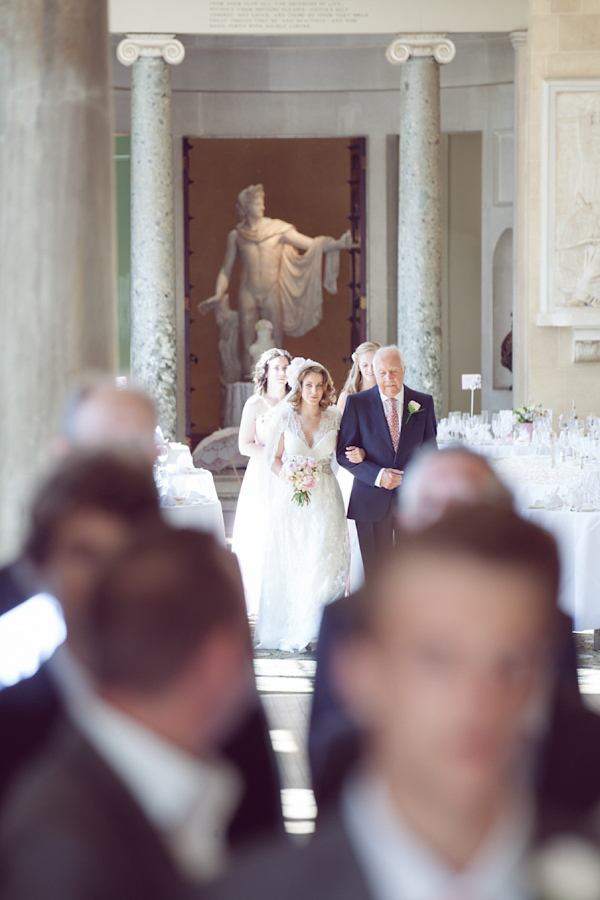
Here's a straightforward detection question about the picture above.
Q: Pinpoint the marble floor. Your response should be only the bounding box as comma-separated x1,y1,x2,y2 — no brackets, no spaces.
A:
254,655,317,835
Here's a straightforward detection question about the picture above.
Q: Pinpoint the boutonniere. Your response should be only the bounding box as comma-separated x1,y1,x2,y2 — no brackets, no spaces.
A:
405,400,422,424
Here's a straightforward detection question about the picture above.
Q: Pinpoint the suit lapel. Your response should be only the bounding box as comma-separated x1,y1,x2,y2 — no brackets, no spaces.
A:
397,386,418,460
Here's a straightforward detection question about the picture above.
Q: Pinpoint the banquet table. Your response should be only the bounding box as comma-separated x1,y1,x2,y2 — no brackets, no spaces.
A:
159,463,226,546
161,499,226,546
488,455,600,629
522,507,600,631
492,455,584,509
470,441,538,460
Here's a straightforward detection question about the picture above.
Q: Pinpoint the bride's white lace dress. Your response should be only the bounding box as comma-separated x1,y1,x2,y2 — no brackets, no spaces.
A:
255,404,350,652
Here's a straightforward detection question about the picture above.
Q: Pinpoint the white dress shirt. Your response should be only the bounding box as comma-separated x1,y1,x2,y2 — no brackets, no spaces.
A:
72,694,241,881
342,773,533,900
374,386,404,488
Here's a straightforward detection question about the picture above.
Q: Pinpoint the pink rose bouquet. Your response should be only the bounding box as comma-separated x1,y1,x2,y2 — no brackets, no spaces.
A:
281,455,323,507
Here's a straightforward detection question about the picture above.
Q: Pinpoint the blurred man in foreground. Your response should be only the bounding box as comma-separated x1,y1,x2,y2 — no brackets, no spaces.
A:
0,452,282,847
309,447,514,808
0,527,262,898
310,447,600,817
0,451,163,805
54,375,159,463
0,376,158,617
207,508,598,900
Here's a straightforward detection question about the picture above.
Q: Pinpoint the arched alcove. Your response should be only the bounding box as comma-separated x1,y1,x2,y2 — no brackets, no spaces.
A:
492,228,513,391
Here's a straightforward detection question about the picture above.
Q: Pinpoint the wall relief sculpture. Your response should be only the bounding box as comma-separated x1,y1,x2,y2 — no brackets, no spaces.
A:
540,80,600,330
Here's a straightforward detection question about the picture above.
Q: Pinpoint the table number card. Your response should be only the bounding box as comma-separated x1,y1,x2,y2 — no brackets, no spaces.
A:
462,373,482,416
462,374,482,390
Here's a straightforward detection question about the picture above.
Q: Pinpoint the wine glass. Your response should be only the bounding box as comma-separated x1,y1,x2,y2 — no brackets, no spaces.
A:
491,413,501,441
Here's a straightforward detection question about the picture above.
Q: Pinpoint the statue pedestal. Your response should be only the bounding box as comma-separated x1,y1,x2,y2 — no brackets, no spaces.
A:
223,381,253,427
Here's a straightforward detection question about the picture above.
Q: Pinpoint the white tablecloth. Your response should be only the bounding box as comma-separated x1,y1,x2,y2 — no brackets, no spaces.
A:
492,456,584,508
522,507,600,630
488,456,600,628
166,468,218,501
161,500,226,546
439,440,538,459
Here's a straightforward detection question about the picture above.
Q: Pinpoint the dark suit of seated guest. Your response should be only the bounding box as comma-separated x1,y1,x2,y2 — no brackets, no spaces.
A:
310,447,600,820
204,508,600,900
0,452,282,857
0,522,278,899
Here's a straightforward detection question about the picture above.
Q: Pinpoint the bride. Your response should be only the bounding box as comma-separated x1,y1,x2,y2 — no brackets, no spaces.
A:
255,358,350,652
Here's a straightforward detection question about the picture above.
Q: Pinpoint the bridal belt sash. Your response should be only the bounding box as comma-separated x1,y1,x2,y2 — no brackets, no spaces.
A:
319,461,333,475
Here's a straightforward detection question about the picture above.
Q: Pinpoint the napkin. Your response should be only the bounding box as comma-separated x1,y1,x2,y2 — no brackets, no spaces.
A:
160,487,210,507
565,487,584,509
530,489,564,509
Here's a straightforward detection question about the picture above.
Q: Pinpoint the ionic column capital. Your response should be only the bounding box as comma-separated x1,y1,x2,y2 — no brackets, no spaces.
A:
116,34,185,67
385,33,456,66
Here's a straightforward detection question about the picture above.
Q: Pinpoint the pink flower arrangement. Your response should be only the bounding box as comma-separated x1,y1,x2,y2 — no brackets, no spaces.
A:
281,455,323,507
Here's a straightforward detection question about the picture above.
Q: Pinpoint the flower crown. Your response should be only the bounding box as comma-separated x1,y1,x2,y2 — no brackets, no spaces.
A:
286,356,321,390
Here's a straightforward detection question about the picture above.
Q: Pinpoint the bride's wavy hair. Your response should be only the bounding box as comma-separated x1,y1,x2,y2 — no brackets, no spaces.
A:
253,348,292,396
288,364,336,411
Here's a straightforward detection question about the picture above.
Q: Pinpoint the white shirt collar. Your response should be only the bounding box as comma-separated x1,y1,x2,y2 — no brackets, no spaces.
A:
47,644,96,715
72,693,241,881
378,385,405,407
342,772,533,900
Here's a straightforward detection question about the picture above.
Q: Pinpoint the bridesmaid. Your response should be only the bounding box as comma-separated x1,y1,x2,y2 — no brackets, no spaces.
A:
232,348,291,617
336,340,381,592
337,340,380,412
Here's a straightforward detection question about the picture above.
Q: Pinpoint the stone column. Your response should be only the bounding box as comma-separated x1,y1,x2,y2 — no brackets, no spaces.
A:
116,34,185,440
386,34,456,416
0,0,117,562
510,31,529,408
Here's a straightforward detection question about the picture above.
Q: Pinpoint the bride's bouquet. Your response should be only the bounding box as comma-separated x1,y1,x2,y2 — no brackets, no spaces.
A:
281,455,323,507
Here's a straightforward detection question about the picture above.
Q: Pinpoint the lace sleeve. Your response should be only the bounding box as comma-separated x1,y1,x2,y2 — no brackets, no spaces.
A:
322,405,342,435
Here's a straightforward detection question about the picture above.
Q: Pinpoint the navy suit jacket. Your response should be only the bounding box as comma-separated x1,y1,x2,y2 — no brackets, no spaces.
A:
336,384,437,522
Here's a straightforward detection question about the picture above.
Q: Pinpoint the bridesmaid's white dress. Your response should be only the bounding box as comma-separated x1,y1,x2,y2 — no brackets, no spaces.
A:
231,410,274,617
255,404,350,652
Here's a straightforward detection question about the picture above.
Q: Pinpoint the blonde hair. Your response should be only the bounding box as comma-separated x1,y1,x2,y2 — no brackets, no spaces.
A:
341,341,381,396
288,365,336,411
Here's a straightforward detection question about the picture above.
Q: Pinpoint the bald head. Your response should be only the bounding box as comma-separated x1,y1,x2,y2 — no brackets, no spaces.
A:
398,447,513,531
59,379,158,463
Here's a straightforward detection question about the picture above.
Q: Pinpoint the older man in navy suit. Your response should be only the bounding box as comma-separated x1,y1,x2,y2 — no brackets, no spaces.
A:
336,345,437,570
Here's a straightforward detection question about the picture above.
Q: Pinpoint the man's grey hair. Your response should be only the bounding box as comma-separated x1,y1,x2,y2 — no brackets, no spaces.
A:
398,445,514,530
373,345,406,370
59,373,156,445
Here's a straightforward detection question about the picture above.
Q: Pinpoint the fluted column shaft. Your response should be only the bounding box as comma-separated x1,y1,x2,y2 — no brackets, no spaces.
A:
117,35,185,440
387,35,455,417
0,0,117,561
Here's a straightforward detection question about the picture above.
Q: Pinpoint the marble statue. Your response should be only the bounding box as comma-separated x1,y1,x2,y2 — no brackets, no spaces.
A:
199,184,352,377
197,293,243,385
249,319,276,369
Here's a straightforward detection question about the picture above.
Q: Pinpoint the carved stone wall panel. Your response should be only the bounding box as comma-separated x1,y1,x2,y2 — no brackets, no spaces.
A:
573,330,600,363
